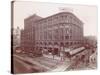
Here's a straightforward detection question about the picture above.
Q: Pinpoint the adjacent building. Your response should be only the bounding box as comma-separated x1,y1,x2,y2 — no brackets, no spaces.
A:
21,14,42,55
13,27,21,48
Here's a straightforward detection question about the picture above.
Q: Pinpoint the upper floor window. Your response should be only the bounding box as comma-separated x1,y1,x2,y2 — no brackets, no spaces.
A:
65,36,69,40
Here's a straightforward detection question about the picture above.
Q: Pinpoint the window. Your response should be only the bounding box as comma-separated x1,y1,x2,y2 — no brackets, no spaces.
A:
60,28,64,40
55,16,58,20
54,29,59,40
65,36,69,40
48,30,52,40
40,32,42,40
44,31,47,40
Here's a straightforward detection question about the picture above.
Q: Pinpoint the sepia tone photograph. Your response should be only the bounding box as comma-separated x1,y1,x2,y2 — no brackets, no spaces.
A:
11,1,97,74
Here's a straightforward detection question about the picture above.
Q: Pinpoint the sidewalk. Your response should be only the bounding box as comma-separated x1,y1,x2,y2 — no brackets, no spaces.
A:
43,54,71,71
43,54,61,61
51,59,71,72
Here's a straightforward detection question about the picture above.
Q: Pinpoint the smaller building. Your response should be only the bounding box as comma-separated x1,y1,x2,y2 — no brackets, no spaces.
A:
83,36,97,48
13,27,20,46
13,27,21,52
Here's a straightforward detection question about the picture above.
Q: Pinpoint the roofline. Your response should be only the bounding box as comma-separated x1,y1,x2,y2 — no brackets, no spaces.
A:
24,14,43,21
35,12,83,24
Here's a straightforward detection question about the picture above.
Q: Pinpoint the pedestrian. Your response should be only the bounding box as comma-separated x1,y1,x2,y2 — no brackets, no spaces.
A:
60,51,64,61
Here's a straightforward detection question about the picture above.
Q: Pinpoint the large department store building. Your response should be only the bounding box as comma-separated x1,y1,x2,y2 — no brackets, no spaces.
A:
21,12,84,56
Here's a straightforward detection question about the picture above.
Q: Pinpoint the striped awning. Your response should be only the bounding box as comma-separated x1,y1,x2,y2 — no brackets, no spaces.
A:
69,47,85,55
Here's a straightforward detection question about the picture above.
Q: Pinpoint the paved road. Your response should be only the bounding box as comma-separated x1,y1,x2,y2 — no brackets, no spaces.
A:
13,54,71,73
13,56,42,74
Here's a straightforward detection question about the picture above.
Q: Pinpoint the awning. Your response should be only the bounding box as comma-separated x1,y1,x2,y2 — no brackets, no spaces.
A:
65,48,70,52
69,47,85,55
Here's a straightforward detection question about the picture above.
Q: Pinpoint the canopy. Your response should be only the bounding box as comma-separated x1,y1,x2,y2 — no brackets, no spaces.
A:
69,47,85,55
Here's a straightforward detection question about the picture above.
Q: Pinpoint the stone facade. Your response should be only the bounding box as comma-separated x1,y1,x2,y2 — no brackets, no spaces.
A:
21,12,83,56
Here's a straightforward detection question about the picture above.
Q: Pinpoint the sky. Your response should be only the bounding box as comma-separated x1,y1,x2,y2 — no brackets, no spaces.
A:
13,1,97,36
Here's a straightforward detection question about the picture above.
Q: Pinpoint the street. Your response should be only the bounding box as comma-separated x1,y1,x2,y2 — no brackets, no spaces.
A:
13,56,46,74
13,47,97,73
13,53,71,73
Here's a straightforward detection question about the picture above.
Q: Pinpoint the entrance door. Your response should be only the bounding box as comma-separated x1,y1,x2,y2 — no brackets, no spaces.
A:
53,48,59,55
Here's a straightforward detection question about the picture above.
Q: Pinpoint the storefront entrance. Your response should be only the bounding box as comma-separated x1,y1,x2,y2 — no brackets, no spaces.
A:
53,48,59,55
